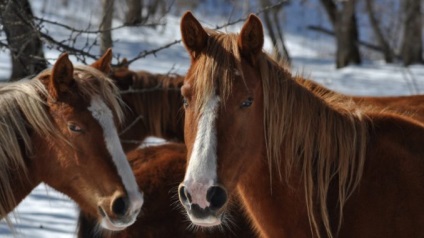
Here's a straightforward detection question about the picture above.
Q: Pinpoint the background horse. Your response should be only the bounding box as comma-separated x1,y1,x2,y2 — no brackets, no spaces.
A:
297,78,424,122
0,50,143,232
77,143,257,238
178,12,424,238
111,60,185,152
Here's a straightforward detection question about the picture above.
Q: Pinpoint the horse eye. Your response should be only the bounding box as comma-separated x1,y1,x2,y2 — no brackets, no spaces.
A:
68,123,83,133
240,97,253,108
183,98,189,108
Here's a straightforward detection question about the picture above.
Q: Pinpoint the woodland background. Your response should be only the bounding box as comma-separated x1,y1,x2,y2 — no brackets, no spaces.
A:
0,0,423,237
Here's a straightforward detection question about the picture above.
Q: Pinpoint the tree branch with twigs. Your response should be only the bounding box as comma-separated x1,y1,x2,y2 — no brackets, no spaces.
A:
0,0,288,77
121,0,289,67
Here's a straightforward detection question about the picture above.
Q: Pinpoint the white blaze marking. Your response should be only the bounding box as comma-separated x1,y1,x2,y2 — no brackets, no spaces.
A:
88,96,143,214
184,94,220,209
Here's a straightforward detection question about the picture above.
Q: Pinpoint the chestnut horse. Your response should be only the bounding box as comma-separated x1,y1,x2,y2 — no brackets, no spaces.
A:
178,12,424,238
77,143,257,238
0,50,143,231
111,61,185,152
298,78,424,122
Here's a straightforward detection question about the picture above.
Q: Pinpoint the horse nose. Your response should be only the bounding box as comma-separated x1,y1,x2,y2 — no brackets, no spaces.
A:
206,186,227,210
111,195,129,217
178,184,192,205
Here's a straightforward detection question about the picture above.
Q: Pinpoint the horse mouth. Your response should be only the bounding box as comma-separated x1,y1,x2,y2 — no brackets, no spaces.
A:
187,213,222,227
98,206,136,231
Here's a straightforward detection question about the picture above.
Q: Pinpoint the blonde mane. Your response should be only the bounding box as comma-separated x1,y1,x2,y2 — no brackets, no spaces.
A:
0,78,54,219
189,29,240,114
191,30,369,238
260,55,368,237
0,65,123,219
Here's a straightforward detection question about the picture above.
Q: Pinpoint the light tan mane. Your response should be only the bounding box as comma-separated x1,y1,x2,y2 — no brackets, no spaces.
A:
193,30,369,238
189,29,240,115
0,65,123,219
0,78,55,219
261,57,368,237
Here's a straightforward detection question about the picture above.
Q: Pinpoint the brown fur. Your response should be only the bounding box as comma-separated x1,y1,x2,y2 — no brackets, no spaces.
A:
0,51,139,230
111,63,185,152
298,78,424,122
180,12,424,238
77,144,257,238
77,63,257,237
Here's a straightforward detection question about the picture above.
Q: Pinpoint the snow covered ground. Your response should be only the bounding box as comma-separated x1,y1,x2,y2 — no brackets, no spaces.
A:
1,0,424,237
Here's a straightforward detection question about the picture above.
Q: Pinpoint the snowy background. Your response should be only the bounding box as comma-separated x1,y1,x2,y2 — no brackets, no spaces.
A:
1,0,424,237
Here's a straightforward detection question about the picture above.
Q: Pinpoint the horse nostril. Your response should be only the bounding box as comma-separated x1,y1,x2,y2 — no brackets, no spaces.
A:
178,185,192,205
112,196,129,217
206,186,227,210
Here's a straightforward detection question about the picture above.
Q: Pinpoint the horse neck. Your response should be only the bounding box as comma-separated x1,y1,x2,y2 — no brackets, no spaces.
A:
236,149,313,238
263,68,366,176
1,118,78,217
255,60,368,237
1,163,38,218
0,129,41,218
124,73,184,141
0,81,49,217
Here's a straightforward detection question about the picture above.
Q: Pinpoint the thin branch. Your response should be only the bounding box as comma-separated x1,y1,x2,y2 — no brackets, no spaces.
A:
119,86,180,95
120,139,144,144
2,0,290,67
33,15,165,34
307,25,400,56
125,39,181,65
40,32,98,63
119,115,144,136
124,0,289,66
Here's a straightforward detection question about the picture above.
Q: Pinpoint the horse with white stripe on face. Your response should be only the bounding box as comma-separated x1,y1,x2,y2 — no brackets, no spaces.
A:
178,11,424,238
0,49,143,232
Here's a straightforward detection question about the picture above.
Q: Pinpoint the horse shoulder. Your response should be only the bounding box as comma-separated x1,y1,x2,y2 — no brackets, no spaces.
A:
364,115,424,200
337,113,424,237
367,113,424,160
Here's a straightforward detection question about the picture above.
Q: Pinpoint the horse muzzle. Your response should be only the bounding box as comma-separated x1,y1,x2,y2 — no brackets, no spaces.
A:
98,190,143,231
178,183,227,227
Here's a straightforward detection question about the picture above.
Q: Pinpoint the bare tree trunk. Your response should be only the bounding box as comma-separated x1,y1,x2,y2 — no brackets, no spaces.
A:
319,0,337,27
272,8,290,63
401,0,423,66
335,0,361,68
125,0,142,25
100,0,114,55
0,0,47,81
260,0,290,63
365,0,394,63
320,0,361,68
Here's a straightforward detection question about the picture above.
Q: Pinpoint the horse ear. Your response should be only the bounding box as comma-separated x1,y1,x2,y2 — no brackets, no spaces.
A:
91,48,113,74
180,11,208,59
50,53,74,99
237,14,264,62
120,58,129,69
